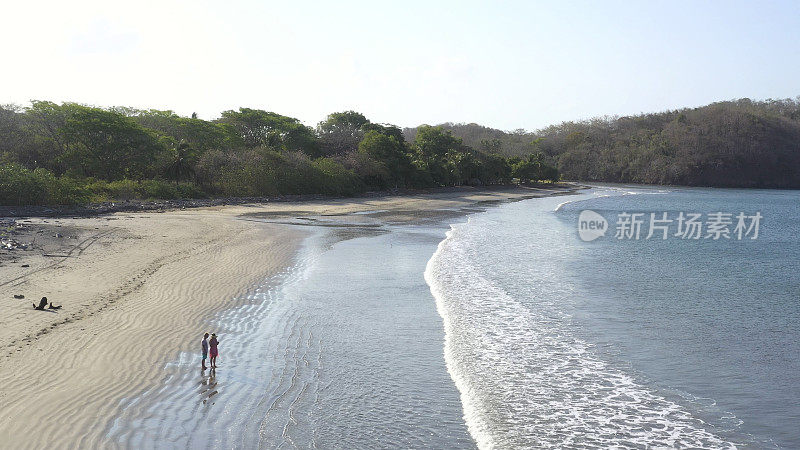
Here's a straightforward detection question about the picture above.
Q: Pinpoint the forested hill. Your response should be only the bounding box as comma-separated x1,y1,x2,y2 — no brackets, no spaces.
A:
0,104,558,206
2,98,799,206
404,98,800,188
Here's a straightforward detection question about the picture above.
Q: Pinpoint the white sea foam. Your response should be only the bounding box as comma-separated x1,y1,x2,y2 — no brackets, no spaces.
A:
426,224,496,449
425,206,737,449
554,194,610,212
554,185,672,212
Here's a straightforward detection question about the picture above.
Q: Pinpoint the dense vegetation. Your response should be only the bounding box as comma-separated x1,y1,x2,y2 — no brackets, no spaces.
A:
5,96,796,206
0,103,558,206
406,98,800,188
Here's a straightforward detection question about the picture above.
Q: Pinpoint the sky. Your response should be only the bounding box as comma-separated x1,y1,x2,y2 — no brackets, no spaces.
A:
1,0,799,131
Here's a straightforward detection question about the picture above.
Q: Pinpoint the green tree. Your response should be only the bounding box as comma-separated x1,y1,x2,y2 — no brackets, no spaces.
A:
165,141,196,185
358,130,415,188
316,111,370,154
363,122,406,143
479,138,502,153
120,108,227,153
59,105,163,180
217,108,320,156
512,153,559,182
478,153,512,184
411,125,466,185
0,104,37,168
23,101,74,173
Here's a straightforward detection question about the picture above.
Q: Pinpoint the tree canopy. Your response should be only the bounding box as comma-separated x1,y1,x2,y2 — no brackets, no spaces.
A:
218,108,319,156
1,102,555,205
406,97,800,188
316,110,371,155
8,96,797,207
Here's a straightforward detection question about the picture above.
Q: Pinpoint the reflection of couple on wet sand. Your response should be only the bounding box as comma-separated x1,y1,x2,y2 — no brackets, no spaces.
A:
200,360,218,405
201,332,219,370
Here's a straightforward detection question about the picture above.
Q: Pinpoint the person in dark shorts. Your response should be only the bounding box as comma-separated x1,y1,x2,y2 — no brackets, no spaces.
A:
201,332,209,369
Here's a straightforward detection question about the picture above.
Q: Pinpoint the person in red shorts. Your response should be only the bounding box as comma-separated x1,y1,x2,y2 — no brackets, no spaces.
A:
209,333,219,368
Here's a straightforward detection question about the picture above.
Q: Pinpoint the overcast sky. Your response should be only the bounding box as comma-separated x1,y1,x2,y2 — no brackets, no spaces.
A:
2,0,799,130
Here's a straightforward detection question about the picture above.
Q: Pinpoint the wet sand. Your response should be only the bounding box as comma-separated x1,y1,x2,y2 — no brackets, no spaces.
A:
0,185,576,448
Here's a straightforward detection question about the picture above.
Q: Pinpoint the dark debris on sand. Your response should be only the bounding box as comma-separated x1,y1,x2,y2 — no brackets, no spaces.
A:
0,218,94,265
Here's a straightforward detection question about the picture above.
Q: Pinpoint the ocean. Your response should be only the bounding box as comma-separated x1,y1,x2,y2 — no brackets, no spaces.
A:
105,186,800,449
427,185,800,448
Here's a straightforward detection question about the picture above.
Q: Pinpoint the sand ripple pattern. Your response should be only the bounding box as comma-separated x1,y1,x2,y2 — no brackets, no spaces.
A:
0,217,302,449
104,238,326,449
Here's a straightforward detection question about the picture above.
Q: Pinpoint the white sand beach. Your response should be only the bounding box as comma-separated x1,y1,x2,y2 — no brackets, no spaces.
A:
0,186,571,448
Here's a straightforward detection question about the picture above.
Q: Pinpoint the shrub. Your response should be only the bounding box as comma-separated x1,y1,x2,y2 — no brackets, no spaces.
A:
0,164,91,205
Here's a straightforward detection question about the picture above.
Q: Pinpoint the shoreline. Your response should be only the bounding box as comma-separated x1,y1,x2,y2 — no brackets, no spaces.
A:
0,183,583,219
0,211,307,448
0,185,579,448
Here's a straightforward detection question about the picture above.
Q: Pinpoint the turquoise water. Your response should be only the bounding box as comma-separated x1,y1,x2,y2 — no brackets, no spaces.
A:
426,186,800,448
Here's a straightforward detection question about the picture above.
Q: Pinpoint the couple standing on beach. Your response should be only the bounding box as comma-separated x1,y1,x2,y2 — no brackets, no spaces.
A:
201,332,219,369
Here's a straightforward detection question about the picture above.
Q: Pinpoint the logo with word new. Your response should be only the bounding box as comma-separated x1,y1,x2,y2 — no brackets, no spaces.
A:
577,210,762,242
578,210,608,241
